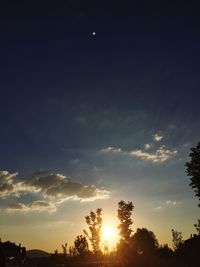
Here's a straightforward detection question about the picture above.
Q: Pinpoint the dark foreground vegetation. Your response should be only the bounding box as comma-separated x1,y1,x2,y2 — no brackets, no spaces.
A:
1,143,200,267
1,234,200,267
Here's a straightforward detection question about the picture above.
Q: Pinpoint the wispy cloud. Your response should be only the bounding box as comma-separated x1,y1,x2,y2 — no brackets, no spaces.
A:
100,145,177,163
130,146,177,163
101,147,122,153
154,199,180,211
166,200,177,206
154,206,163,211
144,143,151,150
153,133,163,142
7,201,56,213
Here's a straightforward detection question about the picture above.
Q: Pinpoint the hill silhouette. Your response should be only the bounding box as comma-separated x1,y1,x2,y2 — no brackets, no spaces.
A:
26,249,50,258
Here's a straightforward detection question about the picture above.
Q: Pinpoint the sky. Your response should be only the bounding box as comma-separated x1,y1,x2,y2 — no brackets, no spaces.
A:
0,1,200,252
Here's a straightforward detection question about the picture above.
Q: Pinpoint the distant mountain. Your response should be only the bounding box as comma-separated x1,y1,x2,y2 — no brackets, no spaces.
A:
26,249,50,258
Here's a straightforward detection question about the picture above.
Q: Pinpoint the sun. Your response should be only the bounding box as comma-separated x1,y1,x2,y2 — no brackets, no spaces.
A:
102,227,113,240
101,225,119,248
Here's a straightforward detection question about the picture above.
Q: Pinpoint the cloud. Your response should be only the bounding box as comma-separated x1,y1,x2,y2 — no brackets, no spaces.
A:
101,145,177,163
153,133,163,142
0,171,17,197
0,183,14,197
24,171,109,202
0,171,37,198
0,170,110,212
130,146,177,163
154,200,180,211
144,143,151,150
154,206,163,211
101,147,122,153
166,200,177,206
0,171,17,182
7,201,56,213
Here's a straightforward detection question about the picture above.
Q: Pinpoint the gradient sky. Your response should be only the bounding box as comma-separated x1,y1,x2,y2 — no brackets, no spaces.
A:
0,1,200,252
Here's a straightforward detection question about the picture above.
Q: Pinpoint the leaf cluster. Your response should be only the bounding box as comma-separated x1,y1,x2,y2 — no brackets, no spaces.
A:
74,235,88,256
117,200,134,242
185,142,200,206
83,208,102,253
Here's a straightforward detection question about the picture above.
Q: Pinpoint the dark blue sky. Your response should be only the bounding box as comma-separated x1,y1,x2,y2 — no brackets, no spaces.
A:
0,1,200,250
1,1,200,173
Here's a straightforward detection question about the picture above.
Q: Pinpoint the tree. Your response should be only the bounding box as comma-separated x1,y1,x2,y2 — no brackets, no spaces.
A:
117,201,135,266
171,229,183,250
194,219,200,235
74,235,89,256
83,208,102,254
117,200,134,242
62,243,67,256
157,244,173,257
69,245,77,256
185,142,200,207
53,249,58,256
130,228,159,254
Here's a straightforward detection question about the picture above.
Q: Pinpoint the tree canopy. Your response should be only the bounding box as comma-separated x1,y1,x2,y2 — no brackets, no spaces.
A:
131,228,159,254
83,208,102,254
74,235,88,256
171,229,183,251
117,200,134,242
185,142,200,207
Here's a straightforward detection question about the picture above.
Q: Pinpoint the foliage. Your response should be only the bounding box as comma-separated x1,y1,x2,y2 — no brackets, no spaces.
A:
61,243,67,256
69,246,77,256
194,219,200,235
130,228,159,254
83,208,102,254
185,142,200,207
171,229,183,250
117,239,136,266
117,200,134,242
53,249,58,256
74,235,89,256
157,244,173,257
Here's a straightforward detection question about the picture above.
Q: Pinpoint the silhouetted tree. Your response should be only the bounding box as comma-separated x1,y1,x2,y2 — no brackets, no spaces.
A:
117,201,135,266
83,208,102,254
130,228,159,255
74,235,89,256
69,246,74,256
156,244,174,267
194,219,200,235
171,229,183,250
117,200,134,242
0,248,5,267
185,142,200,207
62,243,67,256
158,243,173,256
176,235,200,267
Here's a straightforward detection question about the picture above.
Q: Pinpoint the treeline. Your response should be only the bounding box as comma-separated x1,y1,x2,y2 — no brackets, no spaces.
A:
51,199,199,267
